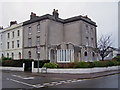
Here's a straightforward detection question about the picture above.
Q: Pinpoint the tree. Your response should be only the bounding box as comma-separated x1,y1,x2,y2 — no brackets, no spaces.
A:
98,34,112,61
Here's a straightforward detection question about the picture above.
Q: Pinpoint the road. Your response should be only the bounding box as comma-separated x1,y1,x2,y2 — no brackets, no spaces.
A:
1,70,120,89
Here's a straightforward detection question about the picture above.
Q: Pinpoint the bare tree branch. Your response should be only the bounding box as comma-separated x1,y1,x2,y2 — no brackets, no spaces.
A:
98,34,112,61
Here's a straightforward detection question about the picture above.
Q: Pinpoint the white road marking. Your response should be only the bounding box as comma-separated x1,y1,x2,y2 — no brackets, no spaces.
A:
59,81,66,83
71,80,77,83
64,81,71,83
51,82,58,84
10,74,85,88
8,78,37,88
36,84,41,86
72,79,77,81
23,77,34,80
47,83,54,86
77,80,83,82
36,85,45,88
55,82,62,85
67,80,72,82
12,74,34,80
43,83,50,86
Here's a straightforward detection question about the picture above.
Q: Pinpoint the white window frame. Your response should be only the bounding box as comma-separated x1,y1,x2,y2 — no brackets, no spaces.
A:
17,30,20,37
86,37,89,46
36,37,40,46
28,38,32,47
37,24,40,32
28,27,32,35
12,31,14,38
57,49,74,63
17,40,20,48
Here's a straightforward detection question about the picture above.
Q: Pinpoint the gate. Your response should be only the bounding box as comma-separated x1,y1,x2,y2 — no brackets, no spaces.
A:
24,60,32,72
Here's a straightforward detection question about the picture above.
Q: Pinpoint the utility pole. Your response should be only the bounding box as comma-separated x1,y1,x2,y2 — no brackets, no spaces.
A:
37,46,40,73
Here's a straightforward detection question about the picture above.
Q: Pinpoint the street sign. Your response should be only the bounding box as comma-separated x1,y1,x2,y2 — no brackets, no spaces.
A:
37,46,40,53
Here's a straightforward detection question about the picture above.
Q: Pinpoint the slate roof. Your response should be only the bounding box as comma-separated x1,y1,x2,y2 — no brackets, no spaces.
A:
23,14,97,27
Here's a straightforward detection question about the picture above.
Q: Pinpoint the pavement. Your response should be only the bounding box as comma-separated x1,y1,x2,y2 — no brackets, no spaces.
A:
28,70,120,79
1,70,120,89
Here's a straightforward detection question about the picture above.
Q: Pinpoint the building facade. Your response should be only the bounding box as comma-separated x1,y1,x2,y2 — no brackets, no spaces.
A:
23,10,98,63
0,27,5,58
4,22,23,59
118,1,120,49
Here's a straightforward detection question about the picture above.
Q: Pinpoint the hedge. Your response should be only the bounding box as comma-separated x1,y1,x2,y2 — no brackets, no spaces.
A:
75,62,94,68
45,59,120,68
1,60,23,67
34,60,50,68
1,57,12,60
43,62,59,68
1,59,34,67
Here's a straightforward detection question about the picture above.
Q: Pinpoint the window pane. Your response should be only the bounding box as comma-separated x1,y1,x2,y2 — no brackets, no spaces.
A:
65,50,66,61
12,31,14,38
86,37,88,46
18,30,20,36
12,41,14,48
28,27,32,34
70,50,71,61
61,50,63,61
36,37,40,46
28,38,32,47
37,25,40,32
8,33,10,38
17,40,19,48
7,42,9,49
60,50,61,61
12,53,14,59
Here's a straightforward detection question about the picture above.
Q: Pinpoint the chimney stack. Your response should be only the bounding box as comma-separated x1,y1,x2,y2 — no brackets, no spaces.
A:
52,9,59,19
83,15,88,18
0,26,3,30
30,12,37,19
10,21,17,26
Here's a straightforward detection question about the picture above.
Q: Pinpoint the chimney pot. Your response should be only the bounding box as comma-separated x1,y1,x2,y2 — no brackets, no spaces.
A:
30,12,37,19
10,21,17,26
52,9,59,19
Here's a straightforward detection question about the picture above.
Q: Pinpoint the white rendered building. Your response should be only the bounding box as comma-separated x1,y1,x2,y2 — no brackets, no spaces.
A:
4,21,23,59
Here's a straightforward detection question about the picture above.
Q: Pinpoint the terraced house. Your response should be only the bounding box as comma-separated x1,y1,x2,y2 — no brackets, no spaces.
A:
23,9,98,63
0,26,5,58
3,21,23,59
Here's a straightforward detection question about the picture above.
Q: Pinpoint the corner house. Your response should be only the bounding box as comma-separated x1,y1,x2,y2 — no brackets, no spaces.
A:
23,9,98,63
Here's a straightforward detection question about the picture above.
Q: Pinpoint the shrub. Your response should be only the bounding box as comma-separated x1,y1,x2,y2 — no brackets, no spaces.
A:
34,60,50,68
2,57,12,60
88,62,94,68
68,63,76,68
75,62,89,68
93,61,107,67
106,60,114,66
112,60,119,66
1,59,34,67
58,63,76,68
114,56,120,62
2,60,23,67
43,62,59,68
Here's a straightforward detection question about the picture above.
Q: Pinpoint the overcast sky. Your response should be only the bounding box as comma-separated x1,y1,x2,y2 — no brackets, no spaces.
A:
0,1,118,48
